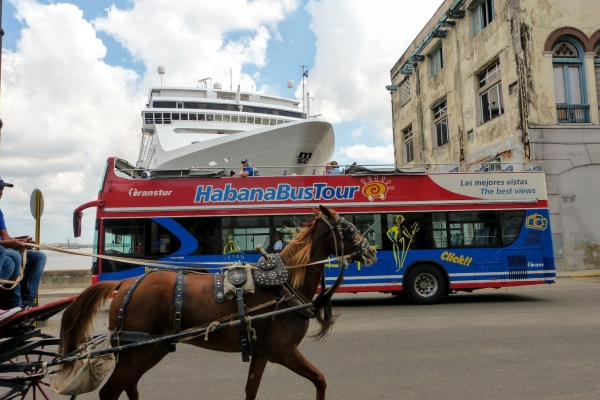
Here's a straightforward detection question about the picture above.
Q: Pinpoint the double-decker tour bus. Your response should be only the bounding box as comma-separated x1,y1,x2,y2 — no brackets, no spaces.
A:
73,157,555,304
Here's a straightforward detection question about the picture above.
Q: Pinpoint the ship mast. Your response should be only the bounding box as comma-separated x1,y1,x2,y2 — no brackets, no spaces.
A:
301,66,308,118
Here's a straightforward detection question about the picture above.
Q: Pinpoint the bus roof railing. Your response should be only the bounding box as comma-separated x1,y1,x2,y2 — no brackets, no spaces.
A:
112,158,545,179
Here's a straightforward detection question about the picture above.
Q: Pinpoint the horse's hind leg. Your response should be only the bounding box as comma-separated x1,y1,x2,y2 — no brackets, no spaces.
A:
99,345,166,400
245,353,268,400
272,348,327,400
124,345,171,400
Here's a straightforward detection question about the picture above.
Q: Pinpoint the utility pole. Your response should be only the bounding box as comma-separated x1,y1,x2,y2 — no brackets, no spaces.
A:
0,0,4,157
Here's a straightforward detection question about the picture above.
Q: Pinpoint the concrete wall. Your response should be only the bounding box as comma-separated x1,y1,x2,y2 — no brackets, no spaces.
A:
41,269,91,285
530,126,600,270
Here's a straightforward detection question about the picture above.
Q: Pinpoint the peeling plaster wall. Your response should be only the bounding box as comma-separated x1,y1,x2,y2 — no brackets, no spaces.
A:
530,127,600,270
391,0,527,171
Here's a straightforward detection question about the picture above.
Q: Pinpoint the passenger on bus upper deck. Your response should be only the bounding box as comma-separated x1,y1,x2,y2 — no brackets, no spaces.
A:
231,159,255,177
324,161,341,175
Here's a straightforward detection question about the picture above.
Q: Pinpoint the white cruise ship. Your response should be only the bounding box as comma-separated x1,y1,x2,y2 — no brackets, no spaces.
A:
136,77,335,176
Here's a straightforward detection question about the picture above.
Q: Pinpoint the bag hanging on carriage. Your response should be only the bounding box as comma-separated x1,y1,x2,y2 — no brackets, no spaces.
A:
50,331,116,396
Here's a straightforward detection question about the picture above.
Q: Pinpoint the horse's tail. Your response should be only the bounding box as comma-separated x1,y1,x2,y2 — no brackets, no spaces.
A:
311,264,345,340
59,281,122,358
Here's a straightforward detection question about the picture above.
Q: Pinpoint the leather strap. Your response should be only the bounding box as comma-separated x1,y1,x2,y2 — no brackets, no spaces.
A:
173,271,186,334
116,271,151,333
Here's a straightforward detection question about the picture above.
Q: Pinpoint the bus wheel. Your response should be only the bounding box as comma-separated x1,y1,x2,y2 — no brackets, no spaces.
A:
404,265,445,305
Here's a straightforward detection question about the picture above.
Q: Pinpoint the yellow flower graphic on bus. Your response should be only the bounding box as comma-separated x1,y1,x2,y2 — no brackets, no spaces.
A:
361,176,394,202
526,213,548,231
387,215,419,271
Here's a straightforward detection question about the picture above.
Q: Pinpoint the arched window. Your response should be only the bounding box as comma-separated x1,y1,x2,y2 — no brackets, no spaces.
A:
552,37,589,123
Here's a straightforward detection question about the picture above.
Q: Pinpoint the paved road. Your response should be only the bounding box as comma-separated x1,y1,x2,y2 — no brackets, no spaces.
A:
38,277,600,399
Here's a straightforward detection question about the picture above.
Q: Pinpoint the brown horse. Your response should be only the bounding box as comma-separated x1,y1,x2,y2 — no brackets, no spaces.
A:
59,205,377,400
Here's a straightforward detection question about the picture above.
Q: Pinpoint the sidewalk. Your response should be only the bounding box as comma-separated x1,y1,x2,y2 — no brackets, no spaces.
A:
36,269,600,299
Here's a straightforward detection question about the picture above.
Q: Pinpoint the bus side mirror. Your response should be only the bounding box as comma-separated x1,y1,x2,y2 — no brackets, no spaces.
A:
73,210,83,238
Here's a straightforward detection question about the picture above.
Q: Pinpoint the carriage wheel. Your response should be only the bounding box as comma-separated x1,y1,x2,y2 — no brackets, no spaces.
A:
0,343,60,400
404,264,446,305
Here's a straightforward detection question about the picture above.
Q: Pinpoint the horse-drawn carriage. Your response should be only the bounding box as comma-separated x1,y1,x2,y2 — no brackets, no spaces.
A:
0,206,376,400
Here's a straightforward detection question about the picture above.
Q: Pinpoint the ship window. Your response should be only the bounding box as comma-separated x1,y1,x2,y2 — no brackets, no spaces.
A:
181,114,188,121
176,102,184,109
207,114,214,121
154,113,163,124
269,119,276,125
215,115,223,122
223,115,231,122
284,120,290,123
163,113,171,124
239,116,247,123
254,117,262,124
145,112,153,124
231,115,238,123
247,117,254,124
172,113,180,121
276,120,283,124
189,114,197,121
262,118,269,125
198,114,206,121
152,101,176,108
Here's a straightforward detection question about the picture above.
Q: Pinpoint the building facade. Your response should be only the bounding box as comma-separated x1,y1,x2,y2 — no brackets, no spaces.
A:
389,0,600,270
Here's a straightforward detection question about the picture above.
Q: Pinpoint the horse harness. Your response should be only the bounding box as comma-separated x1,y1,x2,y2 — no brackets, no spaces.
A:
111,213,366,361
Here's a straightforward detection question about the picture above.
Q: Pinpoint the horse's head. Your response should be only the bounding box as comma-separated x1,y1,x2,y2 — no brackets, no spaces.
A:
316,205,377,266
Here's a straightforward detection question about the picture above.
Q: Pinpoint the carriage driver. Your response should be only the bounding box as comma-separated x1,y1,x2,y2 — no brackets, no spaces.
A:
0,177,46,315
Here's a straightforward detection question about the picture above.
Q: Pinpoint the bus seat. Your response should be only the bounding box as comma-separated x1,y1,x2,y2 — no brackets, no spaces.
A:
451,232,464,246
472,227,490,245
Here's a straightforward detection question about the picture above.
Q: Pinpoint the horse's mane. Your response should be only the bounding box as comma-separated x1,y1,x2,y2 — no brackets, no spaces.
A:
279,216,318,288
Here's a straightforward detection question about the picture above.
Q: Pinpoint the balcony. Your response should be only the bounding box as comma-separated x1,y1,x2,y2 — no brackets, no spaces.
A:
556,104,590,123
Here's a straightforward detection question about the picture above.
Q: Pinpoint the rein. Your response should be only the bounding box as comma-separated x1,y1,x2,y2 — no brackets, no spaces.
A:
27,242,352,272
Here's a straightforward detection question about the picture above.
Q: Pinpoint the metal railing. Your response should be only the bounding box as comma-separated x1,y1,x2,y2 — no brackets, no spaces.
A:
556,104,590,123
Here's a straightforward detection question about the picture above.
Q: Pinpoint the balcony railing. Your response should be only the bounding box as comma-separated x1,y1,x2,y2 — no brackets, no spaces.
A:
556,104,590,123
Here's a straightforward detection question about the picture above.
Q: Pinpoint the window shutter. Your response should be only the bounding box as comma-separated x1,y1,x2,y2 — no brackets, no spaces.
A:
595,66,600,104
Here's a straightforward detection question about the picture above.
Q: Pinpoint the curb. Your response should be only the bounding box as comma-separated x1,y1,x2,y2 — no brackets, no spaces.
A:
558,273,600,278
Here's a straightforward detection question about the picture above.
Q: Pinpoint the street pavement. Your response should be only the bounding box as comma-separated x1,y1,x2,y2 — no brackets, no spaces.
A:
30,273,600,399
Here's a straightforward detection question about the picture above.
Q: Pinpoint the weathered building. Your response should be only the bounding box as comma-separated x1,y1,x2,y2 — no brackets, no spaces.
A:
388,0,600,270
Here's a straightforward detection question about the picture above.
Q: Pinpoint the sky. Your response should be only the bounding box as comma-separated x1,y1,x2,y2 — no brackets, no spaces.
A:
0,0,444,244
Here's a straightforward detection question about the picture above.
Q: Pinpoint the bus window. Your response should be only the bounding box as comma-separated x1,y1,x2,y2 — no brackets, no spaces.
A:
431,214,448,248
499,210,525,245
222,216,270,253
448,211,501,247
342,214,383,249
272,215,314,249
103,225,144,255
385,213,441,250
175,217,222,255
149,220,182,255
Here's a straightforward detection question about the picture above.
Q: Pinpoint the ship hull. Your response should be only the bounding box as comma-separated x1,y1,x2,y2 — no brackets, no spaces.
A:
150,119,335,176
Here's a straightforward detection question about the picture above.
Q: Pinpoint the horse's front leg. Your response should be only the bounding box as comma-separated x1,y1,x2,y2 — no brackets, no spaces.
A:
245,353,268,400
272,348,327,400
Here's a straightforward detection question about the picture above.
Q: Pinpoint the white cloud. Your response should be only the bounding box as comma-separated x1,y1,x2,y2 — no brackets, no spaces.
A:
305,0,443,138
1,0,142,243
351,126,364,139
93,0,300,92
338,144,395,165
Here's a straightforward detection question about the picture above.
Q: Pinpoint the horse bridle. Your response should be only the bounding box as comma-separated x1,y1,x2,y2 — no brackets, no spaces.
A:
320,214,370,266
